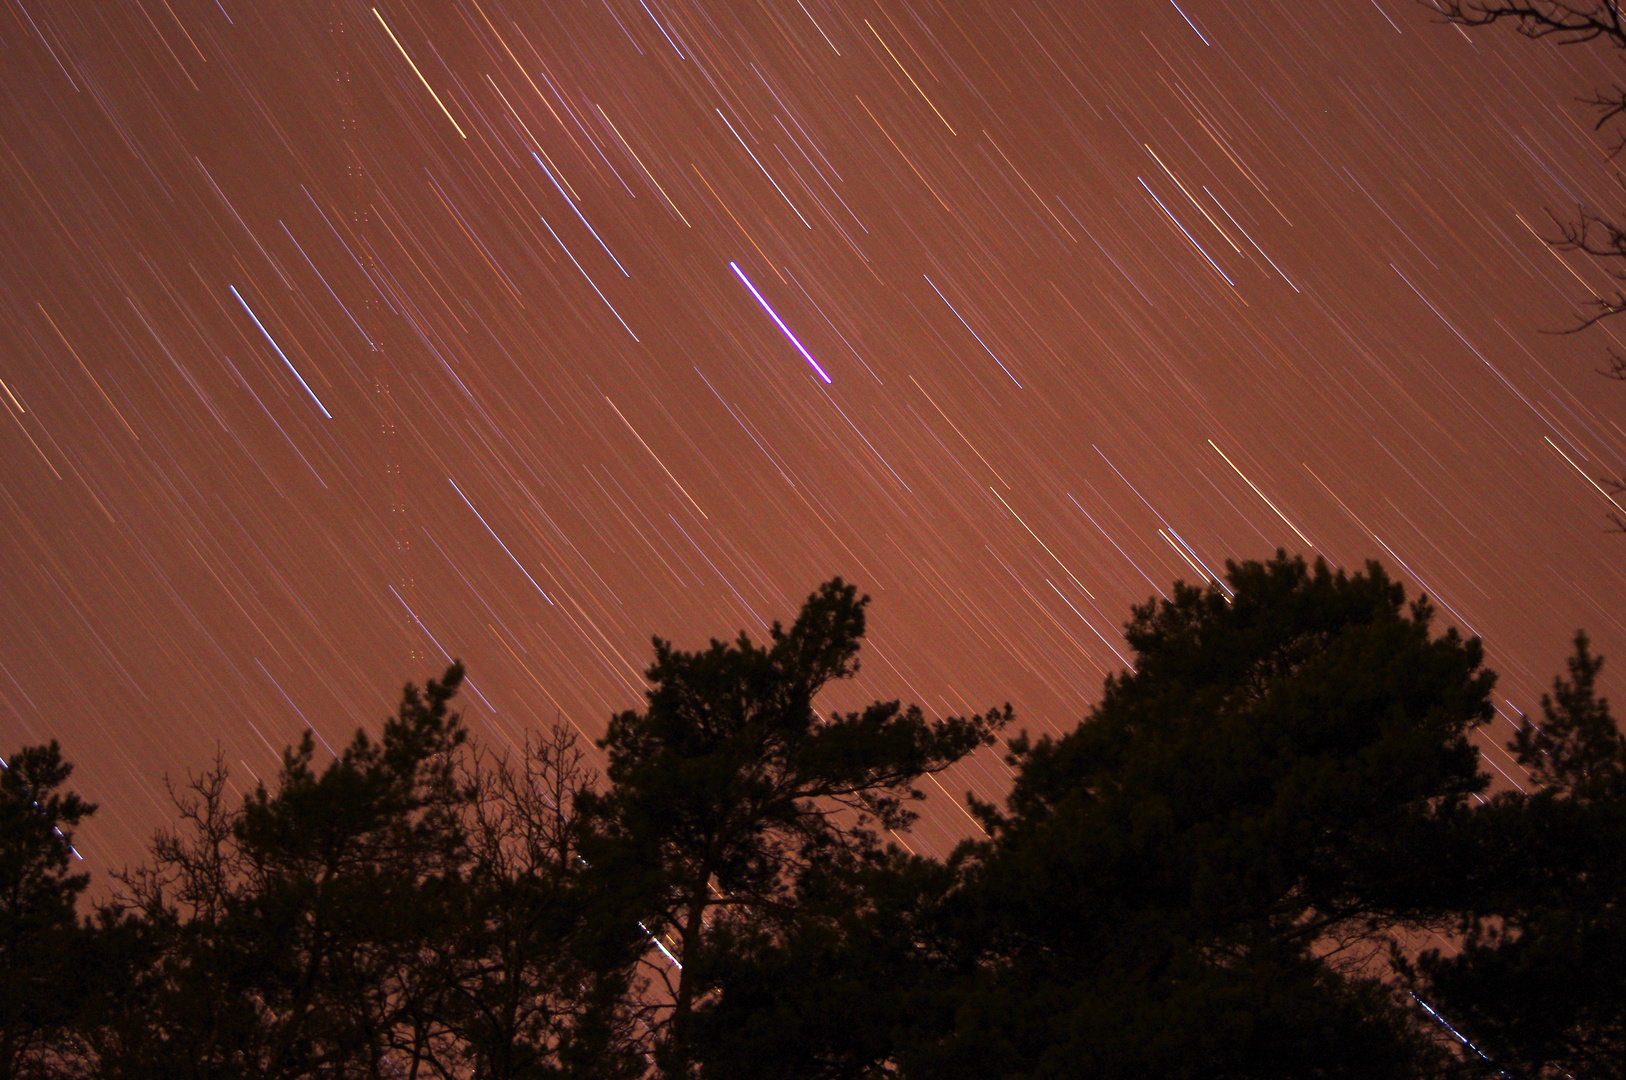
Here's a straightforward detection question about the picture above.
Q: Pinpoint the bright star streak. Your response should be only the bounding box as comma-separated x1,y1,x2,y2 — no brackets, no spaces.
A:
1208,440,1313,548
1138,178,1235,288
991,487,1093,598
1097,444,1233,595
0,754,84,859
373,7,467,139
924,274,1022,387
637,0,685,58
1046,580,1131,666
730,261,831,383
1168,0,1211,45
448,477,555,605
605,396,709,519
387,584,499,714
716,110,812,229
1204,186,1298,291
228,286,332,418
1545,436,1626,512
254,657,337,755
532,152,630,277
537,212,638,341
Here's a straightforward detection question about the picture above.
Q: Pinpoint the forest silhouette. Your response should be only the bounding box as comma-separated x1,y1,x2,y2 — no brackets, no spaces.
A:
4,553,1623,1079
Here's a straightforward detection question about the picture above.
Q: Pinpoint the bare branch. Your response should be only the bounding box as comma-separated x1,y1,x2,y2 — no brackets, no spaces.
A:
1434,1,1626,47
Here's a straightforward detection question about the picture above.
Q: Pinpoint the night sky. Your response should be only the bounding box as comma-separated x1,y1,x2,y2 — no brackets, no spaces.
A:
4,0,1624,868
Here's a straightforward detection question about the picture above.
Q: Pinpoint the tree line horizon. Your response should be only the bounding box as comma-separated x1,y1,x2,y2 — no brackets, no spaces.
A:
4,551,1623,1079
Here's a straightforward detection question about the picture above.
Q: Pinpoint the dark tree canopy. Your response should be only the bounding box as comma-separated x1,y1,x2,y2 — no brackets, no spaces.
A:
87,664,645,1080
897,554,1496,1080
1410,632,1626,1080
0,741,95,1079
90,666,479,1079
579,578,1009,1073
15,561,1626,1079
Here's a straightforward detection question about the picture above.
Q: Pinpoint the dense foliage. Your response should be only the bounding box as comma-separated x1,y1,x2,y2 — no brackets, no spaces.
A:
5,558,1623,1078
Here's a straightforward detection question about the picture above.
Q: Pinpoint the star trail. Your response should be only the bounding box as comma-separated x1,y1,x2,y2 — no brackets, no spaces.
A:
2,0,1623,868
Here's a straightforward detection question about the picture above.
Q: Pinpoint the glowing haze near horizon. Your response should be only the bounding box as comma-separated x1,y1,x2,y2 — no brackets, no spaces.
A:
3,0,1624,867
